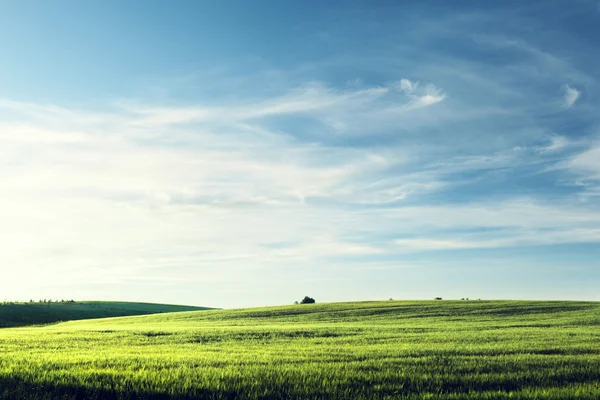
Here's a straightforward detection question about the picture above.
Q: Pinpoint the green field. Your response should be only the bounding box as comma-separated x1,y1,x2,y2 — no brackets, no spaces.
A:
1,300,600,399
0,301,212,328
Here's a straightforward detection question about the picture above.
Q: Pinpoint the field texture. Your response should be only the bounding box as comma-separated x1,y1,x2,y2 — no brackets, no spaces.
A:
0,300,599,399
0,301,212,328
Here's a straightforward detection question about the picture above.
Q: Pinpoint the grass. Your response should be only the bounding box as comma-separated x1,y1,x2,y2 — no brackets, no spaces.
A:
0,301,213,328
0,300,599,399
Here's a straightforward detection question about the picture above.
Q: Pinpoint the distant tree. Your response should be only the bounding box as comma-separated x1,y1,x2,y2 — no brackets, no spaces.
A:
389,298,393,301
434,297,442,301
294,301,299,305
300,296,316,304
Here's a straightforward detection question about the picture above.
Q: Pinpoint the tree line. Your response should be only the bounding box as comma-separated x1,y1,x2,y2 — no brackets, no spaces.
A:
0,299,76,305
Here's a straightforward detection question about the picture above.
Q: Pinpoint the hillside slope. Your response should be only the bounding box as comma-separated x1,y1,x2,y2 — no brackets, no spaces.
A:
0,301,214,327
1,300,599,399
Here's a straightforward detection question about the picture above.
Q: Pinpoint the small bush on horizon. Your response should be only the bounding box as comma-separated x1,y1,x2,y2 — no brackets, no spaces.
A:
300,296,315,304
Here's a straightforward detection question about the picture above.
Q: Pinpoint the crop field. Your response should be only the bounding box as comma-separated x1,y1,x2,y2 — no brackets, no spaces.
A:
1,300,599,399
0,301,212,328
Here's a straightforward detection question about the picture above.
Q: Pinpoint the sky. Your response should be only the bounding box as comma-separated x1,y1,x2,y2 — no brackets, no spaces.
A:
0,0,599,308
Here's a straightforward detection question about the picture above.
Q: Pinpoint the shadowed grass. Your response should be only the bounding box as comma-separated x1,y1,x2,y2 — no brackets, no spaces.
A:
0,301,214,328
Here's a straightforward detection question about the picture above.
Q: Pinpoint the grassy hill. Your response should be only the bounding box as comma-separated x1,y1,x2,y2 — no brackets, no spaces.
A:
0,300,600,399
0,301,213,328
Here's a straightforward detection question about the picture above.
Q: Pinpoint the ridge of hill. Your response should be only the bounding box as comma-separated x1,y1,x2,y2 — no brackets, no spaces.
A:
54,299,600,330
0,301,214,327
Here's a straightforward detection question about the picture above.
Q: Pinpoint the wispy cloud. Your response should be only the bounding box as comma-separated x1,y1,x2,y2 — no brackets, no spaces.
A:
563,84,581,108
395,79,446,109
570,144,600,179
538,135,570,153
122,79,445,132
395,228,600,252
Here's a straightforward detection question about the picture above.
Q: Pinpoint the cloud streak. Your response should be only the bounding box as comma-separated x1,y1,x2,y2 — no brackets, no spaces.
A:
123,79,445,130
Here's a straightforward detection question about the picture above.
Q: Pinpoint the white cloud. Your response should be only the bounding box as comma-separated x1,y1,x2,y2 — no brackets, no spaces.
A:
123,79,444,130
124,83,390,127
398,79,418,93
394,79,446,109
395,238,475,251
395,228,600,252
563,84,581,108
570,144,600,178
538,135,569,153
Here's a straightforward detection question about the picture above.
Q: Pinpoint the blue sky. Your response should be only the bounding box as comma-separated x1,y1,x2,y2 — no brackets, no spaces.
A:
1,1,599,307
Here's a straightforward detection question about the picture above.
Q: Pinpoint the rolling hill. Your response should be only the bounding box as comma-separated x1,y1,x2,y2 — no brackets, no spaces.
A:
0,301,214,328
0,300,599,399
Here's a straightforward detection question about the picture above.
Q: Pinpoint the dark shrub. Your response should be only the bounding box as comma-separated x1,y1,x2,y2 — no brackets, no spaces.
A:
300,296,316,304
